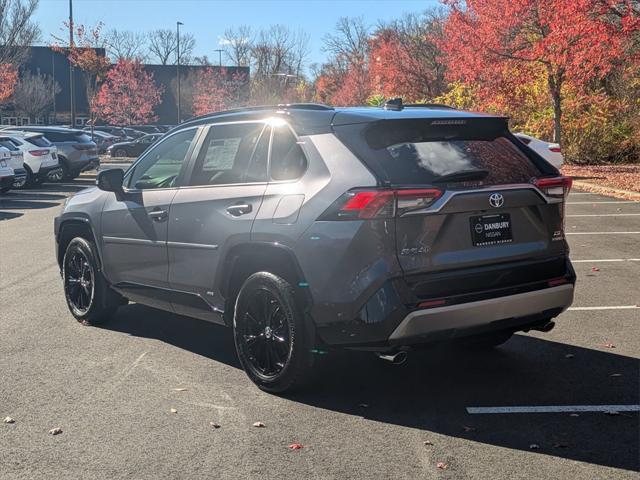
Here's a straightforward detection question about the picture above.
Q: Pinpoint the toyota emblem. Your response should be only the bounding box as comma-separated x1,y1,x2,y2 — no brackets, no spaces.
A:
489,193,504,208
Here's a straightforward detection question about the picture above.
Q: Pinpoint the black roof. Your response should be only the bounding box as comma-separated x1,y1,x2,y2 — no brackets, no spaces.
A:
173,103,503,136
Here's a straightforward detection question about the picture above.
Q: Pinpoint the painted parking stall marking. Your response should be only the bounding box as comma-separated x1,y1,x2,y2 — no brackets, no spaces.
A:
466,405,640,414
568,305,639,311
571,258,640,263
566,231,640,235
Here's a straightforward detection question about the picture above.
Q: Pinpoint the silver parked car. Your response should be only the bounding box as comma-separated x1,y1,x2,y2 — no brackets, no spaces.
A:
55,102,575,392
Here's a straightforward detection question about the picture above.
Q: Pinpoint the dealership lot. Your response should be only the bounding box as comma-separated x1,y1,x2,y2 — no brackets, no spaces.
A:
1,181,638,479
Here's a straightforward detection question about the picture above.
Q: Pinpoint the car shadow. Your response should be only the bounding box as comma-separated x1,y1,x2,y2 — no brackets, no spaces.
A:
103,303,639,472
0,211,23,221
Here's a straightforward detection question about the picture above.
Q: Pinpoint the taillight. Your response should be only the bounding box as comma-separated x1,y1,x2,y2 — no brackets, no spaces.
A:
29,149,49,156
533,176,572,198
549,146,561,153
319,188,442,220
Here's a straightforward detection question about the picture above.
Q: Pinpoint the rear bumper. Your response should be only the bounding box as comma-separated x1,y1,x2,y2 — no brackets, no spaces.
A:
388,283,573,343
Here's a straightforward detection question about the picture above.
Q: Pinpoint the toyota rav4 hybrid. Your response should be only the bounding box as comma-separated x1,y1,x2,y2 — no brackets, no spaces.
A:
55,103,576,392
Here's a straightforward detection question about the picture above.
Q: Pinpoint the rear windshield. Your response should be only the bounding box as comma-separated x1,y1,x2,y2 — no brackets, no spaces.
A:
335,119,544,186
26,136,51,147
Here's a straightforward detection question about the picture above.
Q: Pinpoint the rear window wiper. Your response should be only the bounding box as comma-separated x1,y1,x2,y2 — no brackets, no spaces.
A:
431,169,489,183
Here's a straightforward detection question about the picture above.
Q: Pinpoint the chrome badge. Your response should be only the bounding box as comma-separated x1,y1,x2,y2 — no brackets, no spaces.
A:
489,193,504,208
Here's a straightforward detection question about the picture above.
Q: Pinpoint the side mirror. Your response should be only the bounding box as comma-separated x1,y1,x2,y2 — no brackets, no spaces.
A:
97,168,124,193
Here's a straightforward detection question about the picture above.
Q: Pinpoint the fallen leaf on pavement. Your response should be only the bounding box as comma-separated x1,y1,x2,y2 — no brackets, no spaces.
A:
209,422,221,429
170,408,178,414
600,343,616,349
591,267,600,272
253,421,265,428
288,443,304,450
565,353,575,359
529,444,540,450
3,416,15,424
423,440,434,446
436,462,449,470
49,427,63,435
610,373,622,377
173,388,188,392
462,425,476,432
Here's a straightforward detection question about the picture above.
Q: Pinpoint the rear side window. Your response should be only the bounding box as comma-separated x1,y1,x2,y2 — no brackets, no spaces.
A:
270,126,307,181
188,123,265,186
0,139,18,151
336,119,543,187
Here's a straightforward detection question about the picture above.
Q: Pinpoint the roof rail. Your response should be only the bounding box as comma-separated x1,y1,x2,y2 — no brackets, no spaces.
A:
184,103,334,124
404,103,457,110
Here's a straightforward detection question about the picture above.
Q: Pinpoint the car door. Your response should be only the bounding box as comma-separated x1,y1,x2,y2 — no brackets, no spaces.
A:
167,121,269,322
101,127,201,310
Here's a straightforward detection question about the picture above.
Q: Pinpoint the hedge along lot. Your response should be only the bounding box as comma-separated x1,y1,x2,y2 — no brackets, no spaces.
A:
562,165,640,200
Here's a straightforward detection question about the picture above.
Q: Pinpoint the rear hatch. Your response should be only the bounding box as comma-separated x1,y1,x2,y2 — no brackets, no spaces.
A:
333,116,572,292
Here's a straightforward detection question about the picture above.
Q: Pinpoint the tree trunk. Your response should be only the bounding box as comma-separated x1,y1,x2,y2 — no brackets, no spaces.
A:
547,71,563,145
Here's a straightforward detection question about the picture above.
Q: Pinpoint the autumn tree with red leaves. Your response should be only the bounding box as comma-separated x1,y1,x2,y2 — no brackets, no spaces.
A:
93,59,163,125
192,68,247,116
0,65,19,104
441,0,638,144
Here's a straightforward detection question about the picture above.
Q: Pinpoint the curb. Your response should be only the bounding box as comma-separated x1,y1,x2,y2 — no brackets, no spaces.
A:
572,180,640,201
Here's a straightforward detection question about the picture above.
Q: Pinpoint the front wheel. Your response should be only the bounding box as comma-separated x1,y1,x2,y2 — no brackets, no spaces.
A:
233,272,314,393
62,237,122,325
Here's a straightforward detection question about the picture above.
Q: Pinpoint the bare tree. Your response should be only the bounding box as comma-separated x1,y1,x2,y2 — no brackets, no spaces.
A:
147,28,195,65
11,71,60,122
221,25,253,67
105,29,147,61
0,0,41,66
322,16,369,70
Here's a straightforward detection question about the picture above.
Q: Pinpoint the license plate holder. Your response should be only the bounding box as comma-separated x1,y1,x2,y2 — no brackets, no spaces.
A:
470,213,513,246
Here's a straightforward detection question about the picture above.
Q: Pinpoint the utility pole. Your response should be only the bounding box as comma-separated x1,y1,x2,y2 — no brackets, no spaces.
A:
69,0,76,128
214,49,223,67
176,21,183,124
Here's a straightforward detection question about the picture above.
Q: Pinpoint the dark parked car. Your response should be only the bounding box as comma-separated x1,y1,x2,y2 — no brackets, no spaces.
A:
84,126,128,140
55,102,575,392
89,131,119,153
129,125,163,134
5,126,98,180
107,133,162,157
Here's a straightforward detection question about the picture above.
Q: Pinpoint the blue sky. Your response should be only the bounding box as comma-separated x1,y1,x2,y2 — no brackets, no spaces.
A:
35,0,439,67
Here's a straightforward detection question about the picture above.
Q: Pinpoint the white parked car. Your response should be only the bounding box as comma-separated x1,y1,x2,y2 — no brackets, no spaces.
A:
0,146,16,194
3,132,62,185
514,133,563,169
0,137,27,189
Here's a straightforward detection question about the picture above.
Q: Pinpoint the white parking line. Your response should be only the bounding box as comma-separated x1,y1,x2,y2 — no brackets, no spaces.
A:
568,306,638,311
566,231,640,235
567,213,640,217
466,405,640,414
571,258,640,263
567,201,638,204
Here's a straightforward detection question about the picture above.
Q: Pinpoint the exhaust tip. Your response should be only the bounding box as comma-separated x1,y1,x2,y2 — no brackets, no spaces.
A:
376,351,408,366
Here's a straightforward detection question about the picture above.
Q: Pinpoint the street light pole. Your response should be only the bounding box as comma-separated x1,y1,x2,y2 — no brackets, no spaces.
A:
69,0,76,128
176,21,183,124
214,49,223,67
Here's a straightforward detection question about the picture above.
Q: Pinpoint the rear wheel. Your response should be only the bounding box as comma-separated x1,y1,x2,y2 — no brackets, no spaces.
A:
115,148,127,158
63,237,122,325
59,158,74,181
233,272,314,393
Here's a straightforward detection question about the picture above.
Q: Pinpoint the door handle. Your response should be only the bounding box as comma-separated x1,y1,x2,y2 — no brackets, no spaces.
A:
149,209,168,222
226,203,252,216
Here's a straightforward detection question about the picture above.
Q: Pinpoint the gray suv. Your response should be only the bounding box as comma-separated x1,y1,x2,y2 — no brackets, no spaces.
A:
54,103,575,392
7,126,98,180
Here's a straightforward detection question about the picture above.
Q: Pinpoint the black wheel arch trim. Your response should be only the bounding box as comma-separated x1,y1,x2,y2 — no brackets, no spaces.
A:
56,215,104,272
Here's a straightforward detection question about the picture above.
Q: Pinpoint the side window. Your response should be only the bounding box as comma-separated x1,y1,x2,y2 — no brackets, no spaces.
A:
127,128,196,190
270,125,307,181
188,123,265,186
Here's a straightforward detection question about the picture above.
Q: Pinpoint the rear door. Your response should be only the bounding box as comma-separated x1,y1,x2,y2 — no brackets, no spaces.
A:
334,118,570,276
167,121,269,322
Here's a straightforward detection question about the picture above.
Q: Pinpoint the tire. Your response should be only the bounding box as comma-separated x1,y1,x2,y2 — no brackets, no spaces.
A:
458,331,514,350
59,158,73,181
62,237,122,325
233,272,314,393
115,149,128,158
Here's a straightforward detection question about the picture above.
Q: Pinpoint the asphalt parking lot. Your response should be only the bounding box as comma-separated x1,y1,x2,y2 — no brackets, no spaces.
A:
1,179,638,480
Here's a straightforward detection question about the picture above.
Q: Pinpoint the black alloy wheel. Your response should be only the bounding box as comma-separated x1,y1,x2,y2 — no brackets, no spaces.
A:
64,246,95,316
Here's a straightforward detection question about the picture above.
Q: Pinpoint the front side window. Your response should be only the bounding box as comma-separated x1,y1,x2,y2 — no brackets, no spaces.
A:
127,128,196,190
188,123,266,186
270,125,307,181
